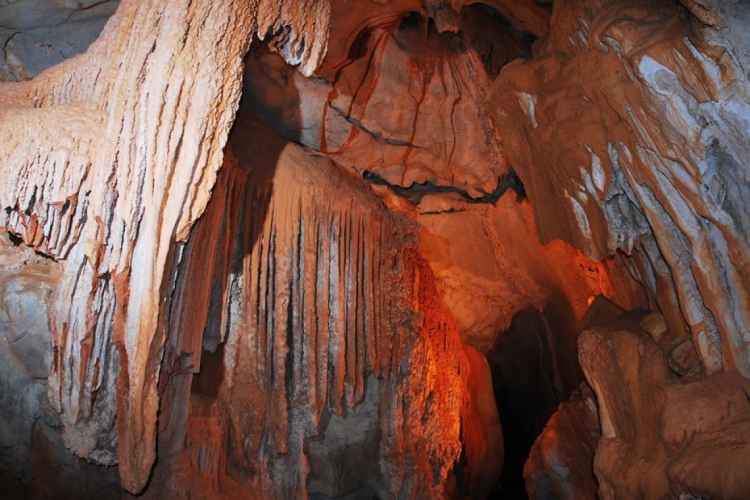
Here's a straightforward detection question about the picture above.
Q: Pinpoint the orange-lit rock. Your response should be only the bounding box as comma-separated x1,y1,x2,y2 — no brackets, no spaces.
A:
524,383,600,500
580,325,750,499
144,113,498,499
491,0,750,377
527,295,750,499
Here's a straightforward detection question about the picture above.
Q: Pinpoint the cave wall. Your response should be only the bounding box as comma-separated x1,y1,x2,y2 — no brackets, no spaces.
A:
491,0,750,377
239,2,649,355
150,112,498,499
489,1,750,497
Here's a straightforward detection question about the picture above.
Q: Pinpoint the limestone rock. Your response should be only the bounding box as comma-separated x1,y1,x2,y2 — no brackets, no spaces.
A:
145,112,495,499
580,326,750,499
524,294,716,499
0,233,119,499
0,0,748,498
243,8,514,200
524,383,600,500
0,0,120,81
0,233,60,488
0,0,333,493
490,0,750,377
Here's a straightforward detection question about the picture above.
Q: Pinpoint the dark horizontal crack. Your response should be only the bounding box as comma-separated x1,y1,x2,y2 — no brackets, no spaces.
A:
328,103,421,148
420,208,468,215
363,169,526,205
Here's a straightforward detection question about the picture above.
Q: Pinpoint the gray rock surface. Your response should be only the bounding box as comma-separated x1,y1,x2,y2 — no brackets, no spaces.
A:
0,233,120,498
0,232,59,483
0,0,119,81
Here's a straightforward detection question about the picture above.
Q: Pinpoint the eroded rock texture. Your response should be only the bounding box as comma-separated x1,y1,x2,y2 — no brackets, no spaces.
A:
491,0,750,377
242,1,648,353
580,316,750,499
146,113,500,499
527,296,750,499
523,382,600,500
0,234,120,498
0,0,333,493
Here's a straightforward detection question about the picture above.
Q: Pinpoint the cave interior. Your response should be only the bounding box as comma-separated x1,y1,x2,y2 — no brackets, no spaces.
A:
1,0,750,499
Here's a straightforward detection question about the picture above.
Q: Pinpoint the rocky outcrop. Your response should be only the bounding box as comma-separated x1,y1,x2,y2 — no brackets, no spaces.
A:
580,323,750,499
0,234,59,488
526,296,750,499
242,7,515,201
491,0,750,377
523,383,600,500
0,0,333,493
145,112,499,499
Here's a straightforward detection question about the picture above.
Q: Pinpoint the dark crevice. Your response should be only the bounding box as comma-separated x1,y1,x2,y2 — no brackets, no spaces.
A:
420,208,468,215
533,1,554,17
3,31,22,55
6,231,23,246
487,308,562,500
362,170,526,205
463,3,539,71
190,343,225,399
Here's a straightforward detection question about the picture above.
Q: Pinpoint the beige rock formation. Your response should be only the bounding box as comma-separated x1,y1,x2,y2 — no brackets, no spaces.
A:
1,0,332,493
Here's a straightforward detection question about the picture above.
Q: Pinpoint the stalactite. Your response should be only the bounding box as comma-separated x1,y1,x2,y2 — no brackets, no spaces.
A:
0,0,333,492
155,113,481,498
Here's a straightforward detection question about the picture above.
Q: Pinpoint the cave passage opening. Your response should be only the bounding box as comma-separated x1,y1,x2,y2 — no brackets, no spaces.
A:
486,307,571,499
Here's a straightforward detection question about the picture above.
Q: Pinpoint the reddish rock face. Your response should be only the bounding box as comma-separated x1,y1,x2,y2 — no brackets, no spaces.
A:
0,0,749,499
524,382,601,500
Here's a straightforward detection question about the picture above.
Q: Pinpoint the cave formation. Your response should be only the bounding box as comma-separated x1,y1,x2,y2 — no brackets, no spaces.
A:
1,0,749,499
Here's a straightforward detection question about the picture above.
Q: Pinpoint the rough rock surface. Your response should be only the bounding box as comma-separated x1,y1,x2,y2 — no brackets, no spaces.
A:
143,112,499,499
491,0,750,377
243,9,511,199
0,233,59,488
0,0,120,81
418,195,646,353
242,2,649,353
0,0,333,493
580,325,750,499
0,0,748,498
523,383,600,500
527,296,750,499
0,233,120,499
